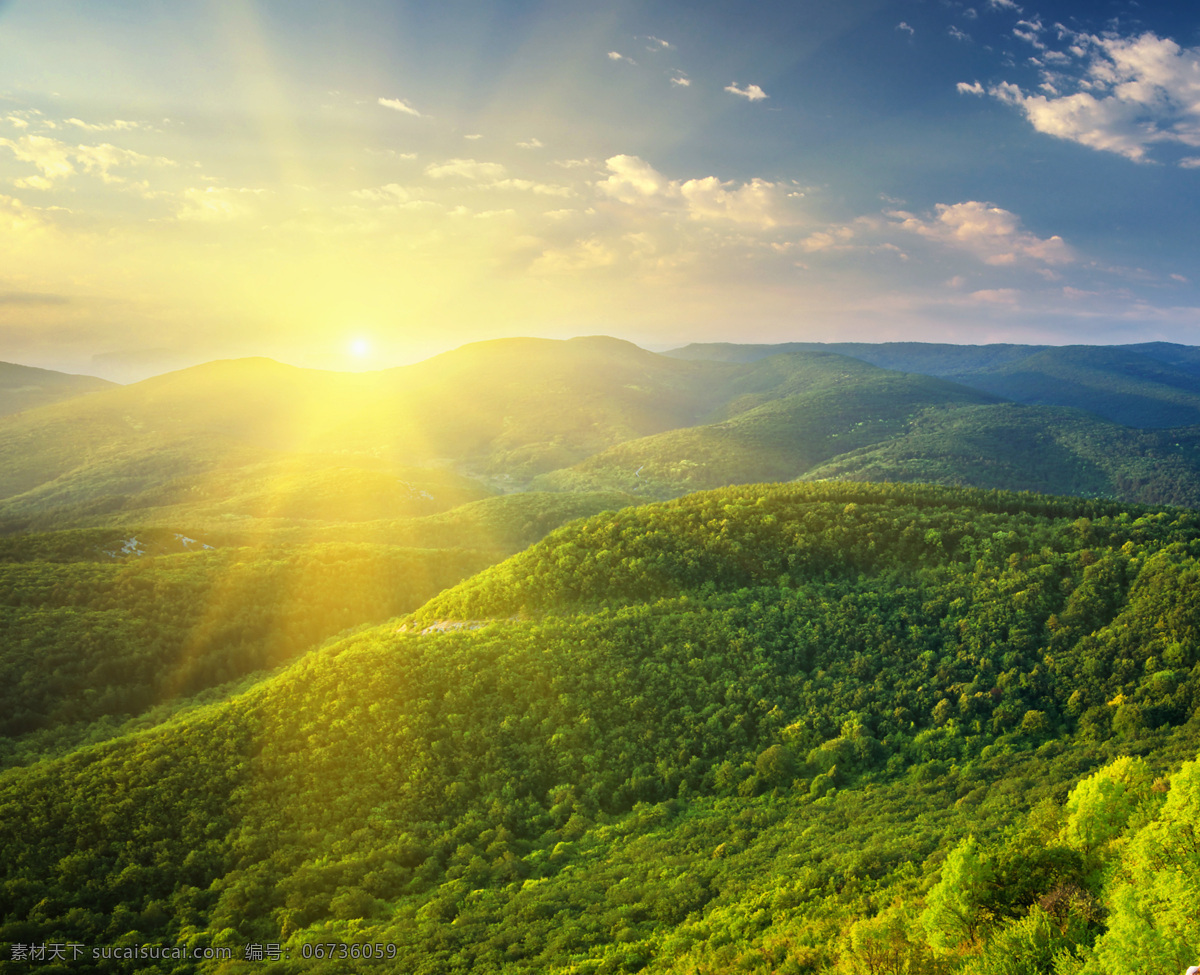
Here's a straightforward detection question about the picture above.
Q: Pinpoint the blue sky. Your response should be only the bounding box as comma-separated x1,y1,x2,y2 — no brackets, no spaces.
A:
1,0,1199,379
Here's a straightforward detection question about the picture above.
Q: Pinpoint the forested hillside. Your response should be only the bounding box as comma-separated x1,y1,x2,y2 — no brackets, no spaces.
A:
799,405,1200,509
668,341,1200,428
5,339,1200,535
4,339,1200,974
3,482,1200,973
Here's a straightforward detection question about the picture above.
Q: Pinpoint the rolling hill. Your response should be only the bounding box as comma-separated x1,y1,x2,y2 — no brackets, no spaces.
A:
667,340,1200,428
533,367,1000,498
6,337,1200,535
0,361,116,417
799,404,1200,508
3,482,1200,973
4,338,1200,973
0,337,732,530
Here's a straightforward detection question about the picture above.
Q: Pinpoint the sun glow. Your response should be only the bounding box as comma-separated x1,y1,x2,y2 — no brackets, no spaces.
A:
349,337,371,359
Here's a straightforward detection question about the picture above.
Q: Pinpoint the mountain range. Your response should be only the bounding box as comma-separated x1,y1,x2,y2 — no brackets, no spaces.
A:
3,337,1200,533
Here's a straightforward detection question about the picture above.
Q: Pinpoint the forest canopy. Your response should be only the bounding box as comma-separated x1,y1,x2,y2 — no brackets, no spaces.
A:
2,481,1200,973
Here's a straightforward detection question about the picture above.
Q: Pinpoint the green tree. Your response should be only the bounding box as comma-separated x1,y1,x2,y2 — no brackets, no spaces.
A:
921,835,994,952
1060,756,1153,858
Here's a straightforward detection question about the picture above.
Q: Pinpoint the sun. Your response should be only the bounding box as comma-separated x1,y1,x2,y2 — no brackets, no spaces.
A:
349,337,371,359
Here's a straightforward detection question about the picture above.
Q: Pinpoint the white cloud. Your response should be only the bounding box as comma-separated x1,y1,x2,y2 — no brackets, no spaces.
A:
643,36,673,51
176,186,257,222
595,155,785,227
0,135,173,185
595,155,670,203
986,30,1200,163
1181,156,1200,168
608,51,635,64
949,27,971,42
1013,18,1045,50
896,22,915,36
74,143,173,184
0,135,75,181
970,288,1020,303
424,158,508,180
13,175,54,191
351,183,411,203
679,176,781,226
491,178,572,197
799,227,856,252
671,75,691,87
378,97,424,117
0,192,51,232
64,118,146,132
420,158,570,196
725,83,768,102
988,0,1021,10
464,134,483,141
892,201,1072,265
517,138,544,149
958,81,985,95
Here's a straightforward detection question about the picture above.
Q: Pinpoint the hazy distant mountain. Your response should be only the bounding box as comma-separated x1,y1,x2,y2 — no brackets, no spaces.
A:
0,338,733,529
3,337,1200,532
799,404,1200,508
667,341,1200,428
0,361,116,416
533,360,1001,498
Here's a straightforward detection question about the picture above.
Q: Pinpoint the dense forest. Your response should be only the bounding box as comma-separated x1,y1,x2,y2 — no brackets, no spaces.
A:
3,481,1200,973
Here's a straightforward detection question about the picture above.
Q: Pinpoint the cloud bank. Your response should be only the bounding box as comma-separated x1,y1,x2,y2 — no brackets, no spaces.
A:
973,29,1200,164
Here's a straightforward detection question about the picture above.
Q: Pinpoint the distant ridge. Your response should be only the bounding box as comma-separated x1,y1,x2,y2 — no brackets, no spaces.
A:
666,341,1200,428
4,336,1200,530
0,361,116,417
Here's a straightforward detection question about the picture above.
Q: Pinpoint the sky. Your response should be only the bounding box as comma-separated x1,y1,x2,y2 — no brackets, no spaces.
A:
2,0,1200,380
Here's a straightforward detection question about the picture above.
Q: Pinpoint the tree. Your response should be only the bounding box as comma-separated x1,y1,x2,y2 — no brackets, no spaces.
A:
1085,761,1200,975
1060,756,1153,858
921,835,994,952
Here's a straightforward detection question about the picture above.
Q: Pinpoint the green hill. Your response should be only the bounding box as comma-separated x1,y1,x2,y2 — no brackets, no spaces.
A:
534,365,999,498
800,404,1200,507
667,339,1048,373
0,361,116,416
0,489,633,769
4,339,1200,536
947,345,1200,428
0,338,737,531
4,483,1200,972
667,341,1200,429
